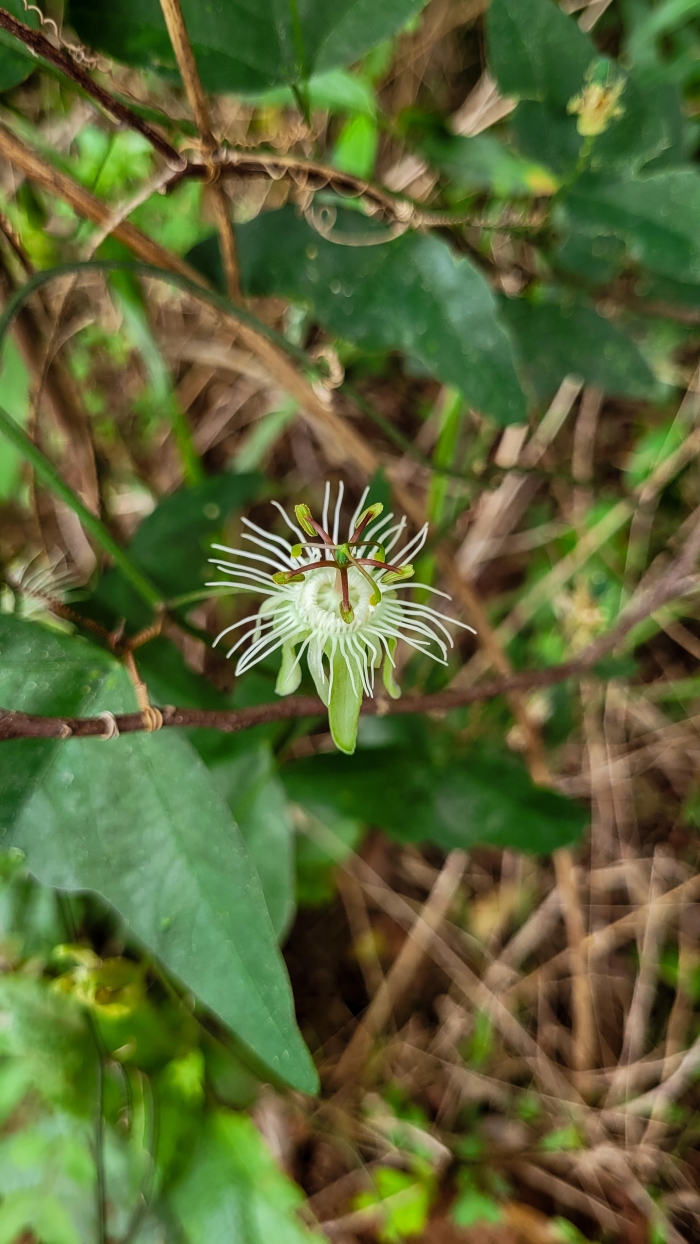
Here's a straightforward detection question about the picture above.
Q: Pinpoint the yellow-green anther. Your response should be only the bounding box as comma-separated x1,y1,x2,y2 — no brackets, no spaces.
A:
272,570,304,585
339,602,354,624
382,563,414,584
356,501,383,528
294,504,316,537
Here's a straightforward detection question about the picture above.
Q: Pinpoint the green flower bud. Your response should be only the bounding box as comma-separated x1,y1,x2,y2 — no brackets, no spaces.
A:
294,504,316,537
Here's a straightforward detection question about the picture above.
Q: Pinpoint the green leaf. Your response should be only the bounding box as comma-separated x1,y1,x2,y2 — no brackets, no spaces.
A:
328,648,363,756
0,977,95,1112
293,804,363,907
0,338,29,500
486,0,593,109
127,473,261,599
332,114,379,178
92,472,261,628
169,1111,323,1242
192,733,296,940
421,133,559,196
67,0,427,94
451,1189,503,1228
588,76,686,174
510,74,684,177
498,296,659,401
0,1118,94,1244
0,0,40,93
247,68,377,115
561,168,700,284
354,1168,432,1244
189,207,527,425
282,741,587,853
510,101,583,176
0,617,317,1094
550,229,627,285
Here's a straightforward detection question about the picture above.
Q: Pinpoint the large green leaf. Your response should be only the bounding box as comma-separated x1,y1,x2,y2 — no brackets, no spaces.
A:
189,207,527,424
0,617,317,1094
486,0,593,109
192,732,295,941
421,133,559,196
91,472,261,629
498,296,659,401
169,1112,322,1242
0,0,40,92
282,740,587,854
67,0,426,94
510,74,685,178
561,169,700,284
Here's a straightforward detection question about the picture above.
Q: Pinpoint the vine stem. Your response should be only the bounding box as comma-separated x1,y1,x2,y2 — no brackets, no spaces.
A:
0,402,162,608
0,119,375,473
0,6,183,168
157,0,241,299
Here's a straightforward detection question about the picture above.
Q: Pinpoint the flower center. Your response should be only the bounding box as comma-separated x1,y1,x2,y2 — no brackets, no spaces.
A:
295,566,377,634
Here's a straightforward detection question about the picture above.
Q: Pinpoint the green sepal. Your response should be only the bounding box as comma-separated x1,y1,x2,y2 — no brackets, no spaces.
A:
382,638,402,700
275,642,302,696
328,650,362,755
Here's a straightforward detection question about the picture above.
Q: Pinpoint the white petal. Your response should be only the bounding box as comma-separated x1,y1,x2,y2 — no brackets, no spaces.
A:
242,515,294,554
307,636,330,706
348,485,370,538
271,499,305,541
397,523,429,565
332,480,345,544
243,531,295,566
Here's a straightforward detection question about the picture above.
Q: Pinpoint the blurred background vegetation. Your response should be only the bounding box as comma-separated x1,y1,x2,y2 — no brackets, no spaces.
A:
1,0,700,1240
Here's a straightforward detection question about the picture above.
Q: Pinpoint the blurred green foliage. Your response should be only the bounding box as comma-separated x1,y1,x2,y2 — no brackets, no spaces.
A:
1,0,700,1234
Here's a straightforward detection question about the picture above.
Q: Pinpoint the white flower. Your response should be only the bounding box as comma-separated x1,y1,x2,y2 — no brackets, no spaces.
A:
206,483,475,753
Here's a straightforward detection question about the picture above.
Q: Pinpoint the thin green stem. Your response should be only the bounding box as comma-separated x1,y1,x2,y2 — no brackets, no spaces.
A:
0,404,162,608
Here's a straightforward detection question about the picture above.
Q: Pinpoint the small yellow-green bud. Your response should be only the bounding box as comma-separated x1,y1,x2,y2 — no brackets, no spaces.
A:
294,504,316,537
382,563,414,585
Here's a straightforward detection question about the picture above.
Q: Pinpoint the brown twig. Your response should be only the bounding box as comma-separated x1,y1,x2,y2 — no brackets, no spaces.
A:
0,120,376,475
3,517,700,743
0,6,184,169
157,0,241,299
0,244,99,516
334,850,467,1082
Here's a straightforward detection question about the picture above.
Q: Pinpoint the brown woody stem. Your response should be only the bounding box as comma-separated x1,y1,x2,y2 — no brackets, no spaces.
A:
0,6,184,168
